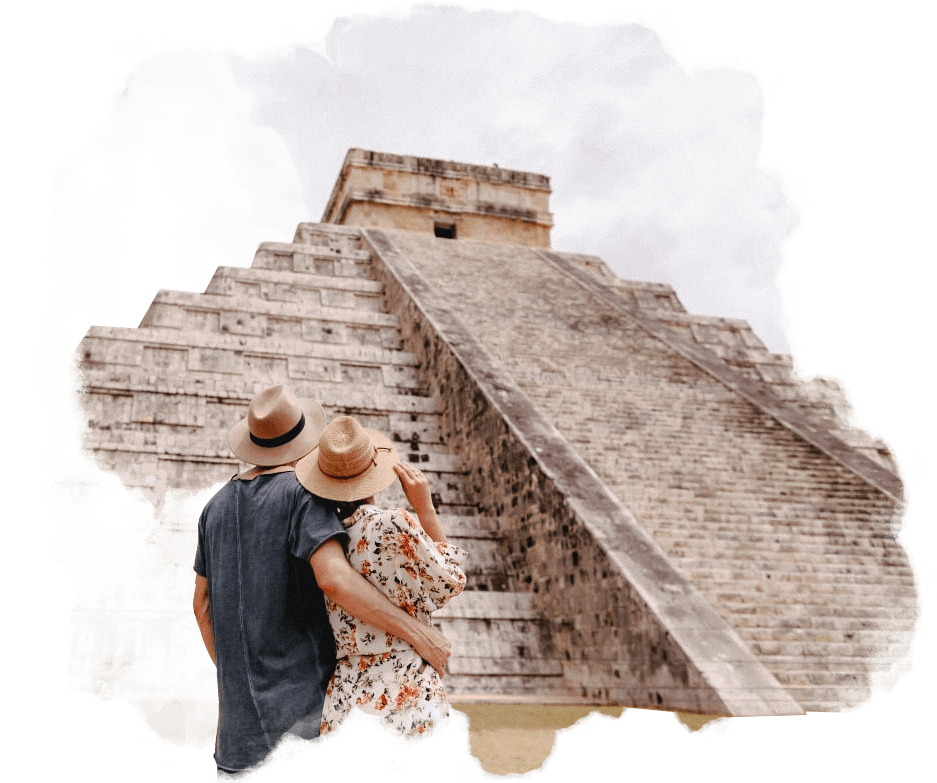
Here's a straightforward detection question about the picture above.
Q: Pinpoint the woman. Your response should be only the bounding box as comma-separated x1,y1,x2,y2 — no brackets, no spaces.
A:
295,415,467,736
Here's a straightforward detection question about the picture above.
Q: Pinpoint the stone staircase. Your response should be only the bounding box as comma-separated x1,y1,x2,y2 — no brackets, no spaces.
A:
76,222,915,713
77,223,569,702
514,248,914,712
587,325,915,712
364,230,914,714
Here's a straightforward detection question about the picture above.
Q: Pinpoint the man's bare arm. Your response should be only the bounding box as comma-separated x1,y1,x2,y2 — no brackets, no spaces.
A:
193,574,216,666
310,539,451,675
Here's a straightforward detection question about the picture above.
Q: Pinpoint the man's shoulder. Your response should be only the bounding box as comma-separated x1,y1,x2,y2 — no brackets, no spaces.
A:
199,478,237,520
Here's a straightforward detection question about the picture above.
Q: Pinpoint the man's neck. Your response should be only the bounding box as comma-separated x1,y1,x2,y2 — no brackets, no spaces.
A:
235,464,296,482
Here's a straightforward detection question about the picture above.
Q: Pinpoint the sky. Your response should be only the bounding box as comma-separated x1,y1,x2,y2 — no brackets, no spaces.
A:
49,3,805,362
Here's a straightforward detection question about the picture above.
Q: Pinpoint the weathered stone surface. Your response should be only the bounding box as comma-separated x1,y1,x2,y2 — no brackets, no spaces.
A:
322,148,554,247
75,222,560,704
73,150,915,717
365,227,803,716
373,226,913,713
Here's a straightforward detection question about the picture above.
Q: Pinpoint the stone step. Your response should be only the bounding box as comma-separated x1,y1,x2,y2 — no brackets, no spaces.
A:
252,242,373,277
443,675,581,700
75,456,473,515
746,638,910,658
652,526,912,557
81,326,419,368
672,554,913,576
736,627,910,646
714,599,917,621
434,617,551,660
692,560,920,594
653,504,901,523
435,591,537,620
292,223,366,249
447,657,564,677
681,567,914,588
438,515,501,538
369,476,473,513
450,538,509,576
259,238,372,263
701,580,917,600
615,479,893,502
725,614,914,634
708,596,922,619
139,290,399,332
83,430,468,477
80,372,441,415
387,413,443,447
647,519,908,551
639,495,891,513
780,685,872,707
206,269,386,313
647,507,900,525
756,655,903,672
81,403,447,455
207,265,384,295
71,362,425,404
658,535,907,559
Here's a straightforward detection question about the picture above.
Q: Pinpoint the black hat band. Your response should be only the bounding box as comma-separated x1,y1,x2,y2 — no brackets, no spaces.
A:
250,414,305,448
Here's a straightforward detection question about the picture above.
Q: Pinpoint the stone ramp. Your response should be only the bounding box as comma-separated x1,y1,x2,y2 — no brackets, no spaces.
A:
75,224,570,703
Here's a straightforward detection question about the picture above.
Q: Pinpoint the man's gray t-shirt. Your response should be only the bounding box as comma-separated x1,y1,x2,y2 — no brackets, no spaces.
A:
194,471,347,772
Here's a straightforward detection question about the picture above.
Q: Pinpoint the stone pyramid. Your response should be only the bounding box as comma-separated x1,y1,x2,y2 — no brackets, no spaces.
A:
75,148,915,718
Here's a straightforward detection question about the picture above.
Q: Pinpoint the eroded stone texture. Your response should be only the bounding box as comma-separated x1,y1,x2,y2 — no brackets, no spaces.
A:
73,149,914,719
322,148,554,247
376,229,913,713
74,224,571,709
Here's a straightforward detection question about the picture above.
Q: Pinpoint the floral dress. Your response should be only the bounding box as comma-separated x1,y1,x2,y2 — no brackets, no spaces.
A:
320,504,467,736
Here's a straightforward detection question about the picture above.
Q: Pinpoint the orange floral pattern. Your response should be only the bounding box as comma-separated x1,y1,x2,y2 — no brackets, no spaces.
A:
320,505,467,737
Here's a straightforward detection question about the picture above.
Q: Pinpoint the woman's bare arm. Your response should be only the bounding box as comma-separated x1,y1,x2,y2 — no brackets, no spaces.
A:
394,462,447,544
310,539,452,674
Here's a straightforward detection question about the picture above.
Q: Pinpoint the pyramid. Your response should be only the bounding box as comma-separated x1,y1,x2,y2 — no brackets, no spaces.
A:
75,148,914,717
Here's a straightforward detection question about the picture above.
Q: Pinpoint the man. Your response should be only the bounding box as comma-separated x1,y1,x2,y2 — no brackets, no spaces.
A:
193,385,451,775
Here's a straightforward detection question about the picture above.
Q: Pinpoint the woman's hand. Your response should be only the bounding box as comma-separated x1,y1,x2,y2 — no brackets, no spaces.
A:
394,461,434,517
394,461,447,544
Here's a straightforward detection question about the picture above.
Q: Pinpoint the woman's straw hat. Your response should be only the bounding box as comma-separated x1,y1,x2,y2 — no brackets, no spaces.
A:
296,415,398,502
229,385,326,466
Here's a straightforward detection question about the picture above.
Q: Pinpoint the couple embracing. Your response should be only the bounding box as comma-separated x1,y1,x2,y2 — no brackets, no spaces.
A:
193,385,467,775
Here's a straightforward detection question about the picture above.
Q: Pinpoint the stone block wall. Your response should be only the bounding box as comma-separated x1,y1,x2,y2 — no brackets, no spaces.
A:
368,228,800,715
372,229,913,712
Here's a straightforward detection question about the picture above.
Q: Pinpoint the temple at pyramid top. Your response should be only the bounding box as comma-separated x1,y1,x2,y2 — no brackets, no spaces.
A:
321,148,554,247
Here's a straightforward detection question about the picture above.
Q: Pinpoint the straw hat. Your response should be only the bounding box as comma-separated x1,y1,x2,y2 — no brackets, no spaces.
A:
229,385,326,466
296,415,399,502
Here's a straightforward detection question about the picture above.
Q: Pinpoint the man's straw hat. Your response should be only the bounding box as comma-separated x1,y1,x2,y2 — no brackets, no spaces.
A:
229,385,326,466
296,415,398,502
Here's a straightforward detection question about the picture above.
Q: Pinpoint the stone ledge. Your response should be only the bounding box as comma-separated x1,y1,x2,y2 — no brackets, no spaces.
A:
142,290,398,328
257,240,372,262
435,592,539,620
79,376,441,415
292,221,365,242
332,148,552,192
208,265,384,294
81,326,419,366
